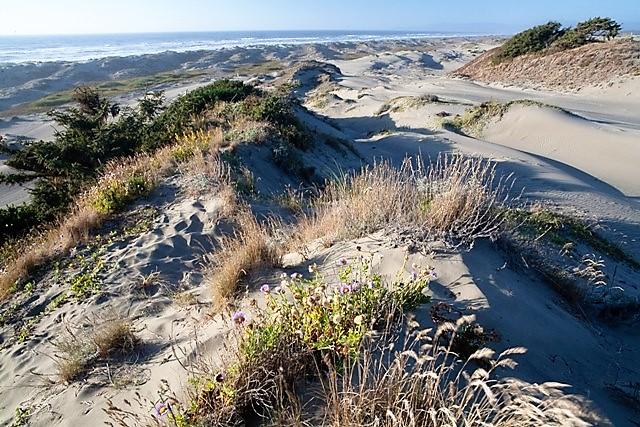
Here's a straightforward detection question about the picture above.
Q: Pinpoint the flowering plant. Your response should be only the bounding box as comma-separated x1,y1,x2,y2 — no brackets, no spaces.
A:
243,255,432,358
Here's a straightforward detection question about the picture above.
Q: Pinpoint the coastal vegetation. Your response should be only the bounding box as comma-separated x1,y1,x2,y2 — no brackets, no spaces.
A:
493,17,622,63
442,99,564,137
1,70,209,117
0,79,312,298
0,80,254,241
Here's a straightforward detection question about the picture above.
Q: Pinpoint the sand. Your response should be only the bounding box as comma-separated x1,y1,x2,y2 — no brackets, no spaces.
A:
1,36,640,426
484,104,640,197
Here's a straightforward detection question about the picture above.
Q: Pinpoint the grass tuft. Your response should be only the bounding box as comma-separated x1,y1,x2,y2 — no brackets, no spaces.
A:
292,154,511,250
205,209,280,312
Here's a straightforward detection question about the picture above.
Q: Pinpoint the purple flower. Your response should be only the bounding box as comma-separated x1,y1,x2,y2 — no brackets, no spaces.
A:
339,283,352,295
367,281,375,289
260,284,270,294
336,257,348,267
232,311,246,326
411,271,418,281
351,281,361,292
153,400,171,418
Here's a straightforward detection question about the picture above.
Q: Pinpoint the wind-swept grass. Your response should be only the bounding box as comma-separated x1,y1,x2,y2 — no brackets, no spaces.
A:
205,208,280,312
292,154,512,250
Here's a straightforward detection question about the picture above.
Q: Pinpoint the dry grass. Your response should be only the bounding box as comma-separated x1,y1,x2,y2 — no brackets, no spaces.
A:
205,208,280,312
54,317,139,383
419,154,512,245
292,154,511,250
454,38,640,91
323,319,596,426
0,130,225,300
93,319,139,359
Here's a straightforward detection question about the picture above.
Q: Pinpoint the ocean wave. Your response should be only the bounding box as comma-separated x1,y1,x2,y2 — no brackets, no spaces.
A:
0,30,490,64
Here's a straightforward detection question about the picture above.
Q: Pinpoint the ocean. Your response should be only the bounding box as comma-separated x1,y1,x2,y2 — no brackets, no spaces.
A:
0,30,485,64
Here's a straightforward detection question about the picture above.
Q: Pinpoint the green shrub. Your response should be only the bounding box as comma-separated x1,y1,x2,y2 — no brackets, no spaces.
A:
91,174,151,214
0,80,254,242
552,29,589,50
241,94,310,149
493,21,565,62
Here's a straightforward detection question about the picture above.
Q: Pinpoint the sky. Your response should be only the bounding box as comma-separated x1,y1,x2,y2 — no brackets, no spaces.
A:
1,0,638,36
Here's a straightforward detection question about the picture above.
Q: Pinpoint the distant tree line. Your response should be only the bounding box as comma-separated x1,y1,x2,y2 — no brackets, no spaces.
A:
493,17,622,63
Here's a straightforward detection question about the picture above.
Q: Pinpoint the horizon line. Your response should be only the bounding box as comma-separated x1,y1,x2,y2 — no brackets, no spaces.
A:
0,28,509,38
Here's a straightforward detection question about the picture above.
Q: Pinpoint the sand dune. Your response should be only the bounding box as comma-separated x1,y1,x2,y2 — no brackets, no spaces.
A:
2,37,640,426
483,104,640,197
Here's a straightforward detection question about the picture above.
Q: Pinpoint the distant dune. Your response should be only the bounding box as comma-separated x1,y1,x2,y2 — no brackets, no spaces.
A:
454,38,640,91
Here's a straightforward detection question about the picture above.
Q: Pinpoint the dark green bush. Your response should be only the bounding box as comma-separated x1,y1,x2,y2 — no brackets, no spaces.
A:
551,29,589,50
0,80,255,241
493,17,622,63
552,17,622,50
493,21,565,62
575,17,621,41
145,79,255,150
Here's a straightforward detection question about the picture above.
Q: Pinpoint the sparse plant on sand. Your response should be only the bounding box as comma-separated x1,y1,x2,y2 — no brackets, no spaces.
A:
205,208,280,312
322,320,591,427
149,256,591,426
54,317,139,383
293,154,511,250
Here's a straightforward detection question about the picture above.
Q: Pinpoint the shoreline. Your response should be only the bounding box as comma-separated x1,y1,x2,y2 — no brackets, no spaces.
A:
0,36,501,114
0,32,501,64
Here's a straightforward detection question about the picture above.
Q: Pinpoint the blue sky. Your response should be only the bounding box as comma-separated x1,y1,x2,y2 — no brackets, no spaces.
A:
2,0,639,35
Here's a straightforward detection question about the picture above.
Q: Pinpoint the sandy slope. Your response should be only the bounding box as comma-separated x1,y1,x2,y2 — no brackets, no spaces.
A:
2,38,640,426
484,104,640,197
292,58,640,424
286,234,637,426
0,176,230,426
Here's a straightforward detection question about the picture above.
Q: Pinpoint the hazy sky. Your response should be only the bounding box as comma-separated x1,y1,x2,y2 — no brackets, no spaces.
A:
1,0,639,35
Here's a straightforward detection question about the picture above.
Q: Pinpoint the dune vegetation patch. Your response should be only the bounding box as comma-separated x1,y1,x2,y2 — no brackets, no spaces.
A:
454,28,638,91
120,257,594,426
498,205,640,320
232,60,285,76
492,17,622,64
54,317,140,383
442,99,564,137
292,154,511,250
376,94,448,115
